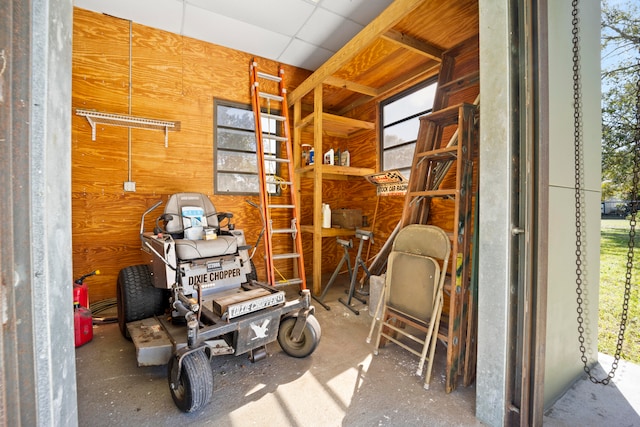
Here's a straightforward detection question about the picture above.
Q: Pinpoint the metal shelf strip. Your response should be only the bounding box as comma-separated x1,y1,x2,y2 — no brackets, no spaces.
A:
75,109,178,147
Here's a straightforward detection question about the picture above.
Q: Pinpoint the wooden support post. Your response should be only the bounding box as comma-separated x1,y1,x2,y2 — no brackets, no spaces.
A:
312,84,324,295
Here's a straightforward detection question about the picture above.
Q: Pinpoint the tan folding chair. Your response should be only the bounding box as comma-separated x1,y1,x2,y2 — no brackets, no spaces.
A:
367,224,451,390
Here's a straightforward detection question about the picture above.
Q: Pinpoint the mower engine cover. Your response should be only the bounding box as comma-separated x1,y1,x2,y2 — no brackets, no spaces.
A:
180,254,251,297
141,230,252,295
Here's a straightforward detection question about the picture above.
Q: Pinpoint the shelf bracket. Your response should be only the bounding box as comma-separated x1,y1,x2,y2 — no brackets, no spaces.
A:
75,109,179,148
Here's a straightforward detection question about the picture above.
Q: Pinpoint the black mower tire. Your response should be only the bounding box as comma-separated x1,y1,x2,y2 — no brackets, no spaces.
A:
168,350,213,413
117,264,166,339
277,314,321,358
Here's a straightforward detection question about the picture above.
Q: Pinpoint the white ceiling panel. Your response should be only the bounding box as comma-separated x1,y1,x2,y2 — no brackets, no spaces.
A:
279,38,334,71
186,0,315,37
297,7,363,52
320,0,393,26
73,0,393,70
183,5,291,60
74,0,184,34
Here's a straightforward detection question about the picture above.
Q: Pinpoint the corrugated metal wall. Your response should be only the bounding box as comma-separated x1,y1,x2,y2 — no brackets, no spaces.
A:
0,0,76,425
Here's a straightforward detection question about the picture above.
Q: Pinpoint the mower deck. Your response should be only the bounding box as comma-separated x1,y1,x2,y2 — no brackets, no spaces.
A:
128,317,233,366
127,282,309,367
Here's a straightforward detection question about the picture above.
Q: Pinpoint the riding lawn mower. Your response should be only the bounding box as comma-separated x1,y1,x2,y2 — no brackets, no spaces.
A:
117,192,320,413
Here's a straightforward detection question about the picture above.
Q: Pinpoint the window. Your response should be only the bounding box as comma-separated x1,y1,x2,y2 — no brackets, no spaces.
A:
214,100,280,195
380,79,438,178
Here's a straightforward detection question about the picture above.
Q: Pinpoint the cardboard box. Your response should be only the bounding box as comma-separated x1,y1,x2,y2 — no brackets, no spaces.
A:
204,228,217,240
331,208,362,229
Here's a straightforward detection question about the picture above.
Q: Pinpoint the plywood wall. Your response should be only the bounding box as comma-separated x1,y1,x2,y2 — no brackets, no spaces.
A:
72,9,314,302
72,8,479,303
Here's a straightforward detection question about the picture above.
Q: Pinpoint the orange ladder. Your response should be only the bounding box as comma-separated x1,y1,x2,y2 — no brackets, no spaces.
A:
250,60,306,290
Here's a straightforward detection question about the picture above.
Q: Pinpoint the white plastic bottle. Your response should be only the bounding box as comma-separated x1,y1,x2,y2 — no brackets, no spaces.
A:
322,203,331,228
324,148,334,165
341,149,350,167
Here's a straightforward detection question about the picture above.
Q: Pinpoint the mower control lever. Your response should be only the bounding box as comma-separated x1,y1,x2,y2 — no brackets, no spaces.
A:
172,299,198,318
176,291,200,313
140,200,163,242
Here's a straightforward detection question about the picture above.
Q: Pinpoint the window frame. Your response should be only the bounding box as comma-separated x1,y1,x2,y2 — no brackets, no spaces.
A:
213,99,281,196
379,77,439,176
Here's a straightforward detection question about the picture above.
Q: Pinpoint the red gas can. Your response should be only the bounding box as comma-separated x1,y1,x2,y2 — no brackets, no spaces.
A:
73,270,98,347
73,282,89,308
74,305,93,347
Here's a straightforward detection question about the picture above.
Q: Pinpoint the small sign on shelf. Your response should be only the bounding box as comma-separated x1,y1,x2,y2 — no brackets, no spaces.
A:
365,170,408,196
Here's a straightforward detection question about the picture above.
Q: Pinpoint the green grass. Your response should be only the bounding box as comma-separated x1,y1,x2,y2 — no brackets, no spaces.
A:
599,219,640,364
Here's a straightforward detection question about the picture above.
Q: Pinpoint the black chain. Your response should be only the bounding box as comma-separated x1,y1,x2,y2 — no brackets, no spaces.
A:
572,0,639,385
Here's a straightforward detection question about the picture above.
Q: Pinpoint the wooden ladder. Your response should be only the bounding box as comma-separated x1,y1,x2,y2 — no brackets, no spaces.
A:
401,102,477,393
399,36,479,393
250,60,306,290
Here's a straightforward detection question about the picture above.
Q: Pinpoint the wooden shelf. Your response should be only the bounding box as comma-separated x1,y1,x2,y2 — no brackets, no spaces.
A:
296,164,375,179
296,112,374,138
291,72,376,298
301,225,356,237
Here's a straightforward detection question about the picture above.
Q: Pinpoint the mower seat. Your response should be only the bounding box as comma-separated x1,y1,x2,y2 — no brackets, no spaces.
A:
164,193,238,260
174,237,238,260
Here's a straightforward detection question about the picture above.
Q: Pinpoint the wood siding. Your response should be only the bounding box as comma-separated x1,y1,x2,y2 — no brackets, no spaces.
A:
71,7,478,303
72,9,314,302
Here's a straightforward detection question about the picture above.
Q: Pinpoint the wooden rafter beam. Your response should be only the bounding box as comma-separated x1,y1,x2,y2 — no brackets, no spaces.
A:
381,29,444,61
377,59,441,95
288,0,427,105
323,76,380,97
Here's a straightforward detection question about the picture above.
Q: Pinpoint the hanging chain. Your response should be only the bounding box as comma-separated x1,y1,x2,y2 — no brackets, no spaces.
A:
573,0,639,385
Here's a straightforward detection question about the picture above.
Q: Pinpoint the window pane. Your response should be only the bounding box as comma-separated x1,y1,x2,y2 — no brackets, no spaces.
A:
380,79,437,173
214,100,281,195
263,158,277,175
217,172,259,193
261,136,278,155
399,167,412,180
383,119,420,149
384,143,415,172
217,128,257,152
261,117,280,139
217,105,255,130
217,150,257,173
383,84,437,126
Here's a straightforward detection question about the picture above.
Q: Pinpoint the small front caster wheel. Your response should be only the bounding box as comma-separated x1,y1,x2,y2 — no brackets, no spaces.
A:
167,350,213,413
277,314,321,358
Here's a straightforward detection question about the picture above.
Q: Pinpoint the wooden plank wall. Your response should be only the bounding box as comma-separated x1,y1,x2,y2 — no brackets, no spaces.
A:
316,35,480,277
72,8,478,303
72,9,314,302
296,99,396,279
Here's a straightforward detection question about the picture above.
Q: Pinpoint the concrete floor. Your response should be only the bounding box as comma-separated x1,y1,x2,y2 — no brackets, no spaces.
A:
543,353,640,426
76,279,640,426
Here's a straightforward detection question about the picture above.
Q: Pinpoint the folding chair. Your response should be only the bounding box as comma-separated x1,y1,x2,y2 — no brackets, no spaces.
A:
368,224,451,390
